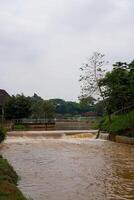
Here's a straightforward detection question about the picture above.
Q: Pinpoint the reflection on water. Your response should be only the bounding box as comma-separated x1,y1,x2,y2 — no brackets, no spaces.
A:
1,137,134,200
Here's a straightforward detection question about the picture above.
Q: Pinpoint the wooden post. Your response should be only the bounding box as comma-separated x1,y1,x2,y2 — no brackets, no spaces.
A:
1,107,4,125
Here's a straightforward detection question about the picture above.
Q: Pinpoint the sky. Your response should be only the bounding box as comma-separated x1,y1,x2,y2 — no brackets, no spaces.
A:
0,0,134,101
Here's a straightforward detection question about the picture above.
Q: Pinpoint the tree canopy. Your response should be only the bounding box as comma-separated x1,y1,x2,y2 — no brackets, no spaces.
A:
99,61,134,113
6,94,32,119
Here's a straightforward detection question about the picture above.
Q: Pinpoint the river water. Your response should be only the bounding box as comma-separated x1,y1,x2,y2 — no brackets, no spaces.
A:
1,136,134,200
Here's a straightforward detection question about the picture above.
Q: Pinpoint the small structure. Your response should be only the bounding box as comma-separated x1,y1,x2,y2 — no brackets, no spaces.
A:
82,111,97,117
0,89,10,123
0,89,10,105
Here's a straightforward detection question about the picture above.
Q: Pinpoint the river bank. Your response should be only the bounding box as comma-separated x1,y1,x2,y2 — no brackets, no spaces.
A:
98,110,134,137
0,154,28,200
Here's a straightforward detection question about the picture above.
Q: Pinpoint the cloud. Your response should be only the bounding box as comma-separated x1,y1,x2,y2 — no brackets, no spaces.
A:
0,0,134,100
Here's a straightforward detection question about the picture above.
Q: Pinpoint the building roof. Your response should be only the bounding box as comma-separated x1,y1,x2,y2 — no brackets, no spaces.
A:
0,89,10,106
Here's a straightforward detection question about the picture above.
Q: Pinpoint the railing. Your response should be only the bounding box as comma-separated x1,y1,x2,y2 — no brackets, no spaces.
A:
14,118,55,124
112,104,134,116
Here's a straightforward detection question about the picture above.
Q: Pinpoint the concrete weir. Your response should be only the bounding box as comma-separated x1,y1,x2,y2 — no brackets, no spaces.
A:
7,130,98,138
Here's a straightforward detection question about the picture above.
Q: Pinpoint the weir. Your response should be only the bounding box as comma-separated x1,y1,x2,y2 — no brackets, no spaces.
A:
7,130,98,138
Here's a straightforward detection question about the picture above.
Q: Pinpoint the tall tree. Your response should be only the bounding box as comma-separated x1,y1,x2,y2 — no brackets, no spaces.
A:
79,52,107,99
5,94,32,119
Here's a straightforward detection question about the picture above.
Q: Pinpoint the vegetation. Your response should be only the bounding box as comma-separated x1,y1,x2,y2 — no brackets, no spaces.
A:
5,94,31,119
13,124,28,131
99,110,134,137
5,94,102,121
79,52,107,98
99,62,134,114
31,99,55,119
0,127,6,143
0,156,28,200
80,52,134,137
98,61,134,136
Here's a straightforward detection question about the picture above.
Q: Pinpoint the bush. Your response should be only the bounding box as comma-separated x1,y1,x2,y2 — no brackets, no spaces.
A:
0,126,6,143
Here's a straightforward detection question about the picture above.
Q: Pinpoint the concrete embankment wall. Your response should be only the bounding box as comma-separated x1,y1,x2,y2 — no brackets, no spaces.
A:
99,133,134,145
98,133,109,140
115,135,134,145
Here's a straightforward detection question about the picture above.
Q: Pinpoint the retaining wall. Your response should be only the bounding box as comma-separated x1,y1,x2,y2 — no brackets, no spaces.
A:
99,133,134,145
115,135,134,145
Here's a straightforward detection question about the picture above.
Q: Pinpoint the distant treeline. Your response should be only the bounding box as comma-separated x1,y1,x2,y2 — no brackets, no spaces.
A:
4,94,104,120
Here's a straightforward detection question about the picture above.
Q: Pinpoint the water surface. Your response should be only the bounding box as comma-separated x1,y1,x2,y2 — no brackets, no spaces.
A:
1,137,134,200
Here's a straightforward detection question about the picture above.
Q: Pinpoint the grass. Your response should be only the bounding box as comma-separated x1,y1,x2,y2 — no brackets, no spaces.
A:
99,110,134,137
0,156,28,200
13,124,28,131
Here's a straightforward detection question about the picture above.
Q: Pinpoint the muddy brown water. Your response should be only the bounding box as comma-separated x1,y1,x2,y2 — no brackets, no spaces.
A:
1,136,134,200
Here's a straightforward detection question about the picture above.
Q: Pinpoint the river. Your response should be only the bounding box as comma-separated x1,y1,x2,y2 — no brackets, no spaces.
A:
1,136,134,200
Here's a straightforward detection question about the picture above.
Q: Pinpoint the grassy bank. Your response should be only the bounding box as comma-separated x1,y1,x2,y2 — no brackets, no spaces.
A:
99,110,134,137
0,156,28,200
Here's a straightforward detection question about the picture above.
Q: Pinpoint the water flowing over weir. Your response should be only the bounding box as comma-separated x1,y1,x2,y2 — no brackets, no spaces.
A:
1,132,134,200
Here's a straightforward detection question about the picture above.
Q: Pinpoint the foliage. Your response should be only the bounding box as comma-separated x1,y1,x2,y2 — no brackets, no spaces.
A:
0,127,6,143
31,93,43,101
31,100,44,119
50,98,98,116
5,94,32,119
5,93,100,120
50,99,69,115
99,110,134,137
13,124,27,131
43,100,55,119
99,61,134,114
65,101,81,115
29,94,55,119
94,100,105,116
79,96,96,112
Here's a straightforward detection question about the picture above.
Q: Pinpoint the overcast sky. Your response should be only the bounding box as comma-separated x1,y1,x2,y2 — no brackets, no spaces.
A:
0,0,134,101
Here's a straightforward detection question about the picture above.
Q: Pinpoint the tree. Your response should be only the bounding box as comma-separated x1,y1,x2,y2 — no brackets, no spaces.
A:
94,100,104,116
50,99,81,116
31,100,44,119
5,94,32,119
42,100,55,120
50,99,67,115
79,96,96,113
79,52,107,99
65,101,80,115
99,61,134,114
